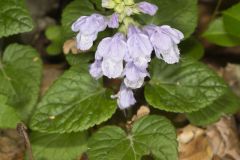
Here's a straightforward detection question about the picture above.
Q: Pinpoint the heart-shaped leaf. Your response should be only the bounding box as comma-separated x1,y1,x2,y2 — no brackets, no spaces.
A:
88,115,177,160
31,131,88,160
66,53,94,67
180,37,204,60
0,44,42,121
0,0,33,37
202,18,240,47
0,95,21,128
223,3,240,37
186,90,240,126
30,66,117,133
145,58,228,113
45,25,64,55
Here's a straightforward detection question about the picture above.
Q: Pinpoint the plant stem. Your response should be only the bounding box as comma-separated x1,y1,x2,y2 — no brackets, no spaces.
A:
17,123,34,160
211,0,223,21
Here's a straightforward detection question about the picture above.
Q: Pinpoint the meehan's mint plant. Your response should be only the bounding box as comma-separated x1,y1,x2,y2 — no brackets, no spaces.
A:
72,0,184,109
1,0,240,159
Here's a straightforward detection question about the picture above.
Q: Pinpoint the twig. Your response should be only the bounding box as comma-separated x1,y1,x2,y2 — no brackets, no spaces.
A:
210,0,223,21
16,123,34,160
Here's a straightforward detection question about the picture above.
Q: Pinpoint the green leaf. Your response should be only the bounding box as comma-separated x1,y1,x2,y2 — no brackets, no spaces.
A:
88,115,177,160
46,43,63,56
0,0,34,38
135,0,198,38
90,0,104,11
0,94,21,128
45,25,64,55
45,25,63,41
145,58,228,113
223,3,240,37
66,53,93,66
186,90,240,126
30,66,117,133
0,44,42,121
31,131,88,160
61,0,95,39
202,18,240,47
180,37,204,60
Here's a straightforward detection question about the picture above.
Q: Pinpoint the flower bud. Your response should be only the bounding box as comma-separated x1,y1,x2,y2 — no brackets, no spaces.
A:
102,0,116,9
115,84,136,110
124,0,134,5
137,1,158,16
114,0,122,4
115,3,125,13
108,13,119,28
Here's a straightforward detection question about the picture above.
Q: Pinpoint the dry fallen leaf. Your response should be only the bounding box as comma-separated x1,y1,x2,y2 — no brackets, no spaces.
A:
207,117,240,160
221,64,240,97
63,39,79,55
131,105,150,122
126,105,150,130
178,116,240,160
41,64,65,95
0,129,25,160
178,125,213,160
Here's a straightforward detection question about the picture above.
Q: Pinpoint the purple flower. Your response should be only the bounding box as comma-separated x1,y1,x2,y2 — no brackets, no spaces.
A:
161,25,184,44
124,62,149,89
101,59,123,79
113,84,136,110
127,25,153,69
71,0,185,111
94,33,128,79
108,13,119,28
96,33,127,61
142,24,156,36
89,60,103,79
143,25,184,64
72,14,107,34
137,2,158,16
76,33,97,51
71,14,108,50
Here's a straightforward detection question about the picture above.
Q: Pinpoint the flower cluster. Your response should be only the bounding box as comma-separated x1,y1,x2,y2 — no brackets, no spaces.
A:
72,0,184,110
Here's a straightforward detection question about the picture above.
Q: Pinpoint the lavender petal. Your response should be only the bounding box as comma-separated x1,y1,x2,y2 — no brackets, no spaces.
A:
117,84,136,110
137,2,158,16
89,60,103,79
108,13,119,28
